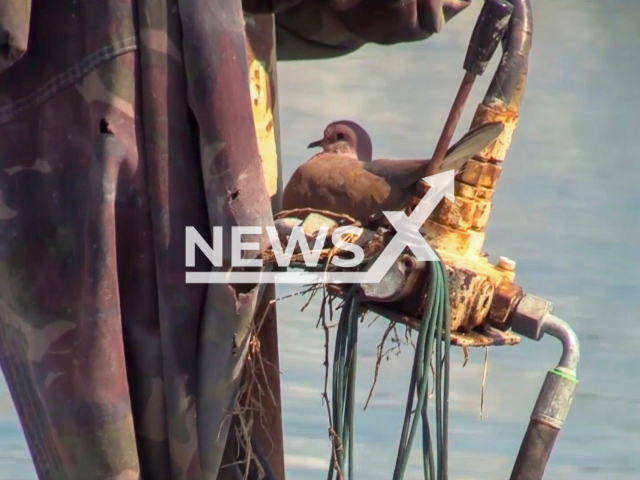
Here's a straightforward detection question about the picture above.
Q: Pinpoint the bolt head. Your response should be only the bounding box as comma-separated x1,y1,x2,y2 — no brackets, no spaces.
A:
511,295,553,341
489,282,524,330
496,256,516,271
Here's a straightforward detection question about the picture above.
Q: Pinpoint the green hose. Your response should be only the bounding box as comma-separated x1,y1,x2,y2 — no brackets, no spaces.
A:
328,259,451,480
327,293,359,480
393,259,450,480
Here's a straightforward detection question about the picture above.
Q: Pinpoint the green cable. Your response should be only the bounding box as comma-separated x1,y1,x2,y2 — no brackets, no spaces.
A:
328,293,359,480
433,272,443,479
424,263,444,480
394,259,451,480
442,263,451,480
346,300,359,480
393,268,439,480
328,294,351,480
327,258,451,480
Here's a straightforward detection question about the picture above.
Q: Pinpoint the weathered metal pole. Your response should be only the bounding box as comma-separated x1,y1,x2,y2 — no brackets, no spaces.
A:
421,0,533,338
425,0,514,177
508,297,580,480
243,12,286,480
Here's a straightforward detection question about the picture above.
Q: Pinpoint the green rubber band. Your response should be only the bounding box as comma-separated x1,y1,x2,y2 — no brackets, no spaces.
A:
551,368,579,384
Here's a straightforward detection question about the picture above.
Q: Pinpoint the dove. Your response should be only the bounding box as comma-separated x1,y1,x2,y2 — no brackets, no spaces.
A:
282,121,504,224
307,120,373,161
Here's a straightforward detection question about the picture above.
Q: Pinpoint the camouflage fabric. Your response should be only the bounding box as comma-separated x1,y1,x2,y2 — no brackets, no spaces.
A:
0,1,271,479
0,1,472,479
269,0,473,60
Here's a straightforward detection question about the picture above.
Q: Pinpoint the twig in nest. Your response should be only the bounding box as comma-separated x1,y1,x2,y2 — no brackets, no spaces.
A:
480,346,489,420
301,285,322,312
387,323,411,359
222,381,258,479
316,288,346,480
274,207,358,226
364,321,396,410
278,284,319,304
363,321,412,410
236,396,264,480
462,346,470,367
226,283,333,479
405,326,416,350
328,294,337,325
301,232,358,479
367,315,380,327
316,231,356,403
322,395,345,480
316,283,338,405
318,240,362,479
231,291,290,479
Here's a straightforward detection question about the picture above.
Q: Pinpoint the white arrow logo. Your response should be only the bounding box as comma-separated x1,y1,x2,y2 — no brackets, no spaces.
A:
358,170,455,284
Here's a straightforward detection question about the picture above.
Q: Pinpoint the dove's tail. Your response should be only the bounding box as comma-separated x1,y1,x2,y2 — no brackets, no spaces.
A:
440,122,505,173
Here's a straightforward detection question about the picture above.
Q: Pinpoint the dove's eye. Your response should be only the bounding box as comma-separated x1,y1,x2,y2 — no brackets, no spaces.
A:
336,133,346,141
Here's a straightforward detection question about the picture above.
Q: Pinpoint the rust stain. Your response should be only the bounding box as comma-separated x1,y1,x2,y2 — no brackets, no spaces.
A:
451,327,521,347
459,158,485,185
454,182,477,200
480,162,502,188
471,103,520,163
472,199,492,230
426,101,520,259
433,248,520,332
475,186,495,200
489,282,524,330
247,57,278,197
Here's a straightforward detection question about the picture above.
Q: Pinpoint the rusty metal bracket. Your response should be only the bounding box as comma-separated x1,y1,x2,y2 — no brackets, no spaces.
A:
269,0,532,348
270,209,520,347
266,0,535,350
418,0,533,345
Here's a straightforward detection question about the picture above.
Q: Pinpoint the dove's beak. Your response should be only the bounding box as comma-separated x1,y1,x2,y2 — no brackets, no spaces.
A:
307,139,323,149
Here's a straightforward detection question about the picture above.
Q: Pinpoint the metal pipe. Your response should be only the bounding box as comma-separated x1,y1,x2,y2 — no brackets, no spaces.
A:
425,71,476,176
484,0,533,109
425,0,532,257
509,315,580,480
509,420,561,480
540,313,580,373
426,0,514,176
244,16,287,480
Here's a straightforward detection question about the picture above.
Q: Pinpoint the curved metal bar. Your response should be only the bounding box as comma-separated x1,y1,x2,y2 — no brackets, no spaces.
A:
484,0,533,109
510,313,580,480
540,313,581,374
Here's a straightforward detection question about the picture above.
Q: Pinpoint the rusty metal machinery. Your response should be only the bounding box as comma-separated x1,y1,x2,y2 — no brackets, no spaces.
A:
270,0,529,348
375,0,581,476
263,0,568,371
414,0,531,348
269,0,581,479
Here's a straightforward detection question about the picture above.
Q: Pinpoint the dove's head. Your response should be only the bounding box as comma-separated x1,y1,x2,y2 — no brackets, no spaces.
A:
307,120,373,161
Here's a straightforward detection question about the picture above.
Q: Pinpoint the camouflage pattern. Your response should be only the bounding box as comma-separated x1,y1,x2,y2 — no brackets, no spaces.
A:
270,0,472,60
0,0,472,479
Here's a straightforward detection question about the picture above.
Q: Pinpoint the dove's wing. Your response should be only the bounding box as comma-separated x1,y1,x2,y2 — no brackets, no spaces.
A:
440,121,504,172
362,159,428,189
362,122,504,189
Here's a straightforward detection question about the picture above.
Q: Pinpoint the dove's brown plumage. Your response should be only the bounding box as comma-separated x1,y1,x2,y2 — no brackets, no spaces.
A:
283,121,504,224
